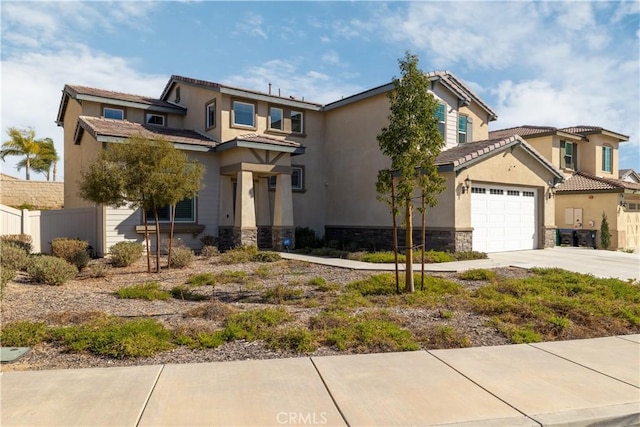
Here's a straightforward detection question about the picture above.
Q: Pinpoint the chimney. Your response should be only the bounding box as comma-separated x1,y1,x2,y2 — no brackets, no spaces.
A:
268,82,272,95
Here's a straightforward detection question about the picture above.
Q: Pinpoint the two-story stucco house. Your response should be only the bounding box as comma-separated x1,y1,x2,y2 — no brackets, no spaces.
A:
489,126,640,249
57,71,564,256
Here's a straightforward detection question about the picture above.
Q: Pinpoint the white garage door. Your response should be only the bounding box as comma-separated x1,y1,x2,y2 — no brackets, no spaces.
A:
471,185,537,253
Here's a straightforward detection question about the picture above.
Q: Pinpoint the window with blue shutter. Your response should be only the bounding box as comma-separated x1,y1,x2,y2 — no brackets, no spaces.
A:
435,104,446,138
602,146,612,172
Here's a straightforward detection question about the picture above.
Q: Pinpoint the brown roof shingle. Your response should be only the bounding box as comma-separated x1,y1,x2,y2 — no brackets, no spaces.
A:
556,171,640,192
66,85,184,111
425,71,498,120
435,135,562,180
490,125,629,141
78,116,217,148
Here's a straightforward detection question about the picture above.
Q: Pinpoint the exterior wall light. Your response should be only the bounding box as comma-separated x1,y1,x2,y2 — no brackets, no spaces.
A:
462,176,471,193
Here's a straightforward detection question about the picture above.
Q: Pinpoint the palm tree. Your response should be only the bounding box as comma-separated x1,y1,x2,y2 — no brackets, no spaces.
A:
0,128,55,180
30,138,59,181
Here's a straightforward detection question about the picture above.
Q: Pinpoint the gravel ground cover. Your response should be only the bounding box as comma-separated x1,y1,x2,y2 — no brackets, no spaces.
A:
1,253,635,372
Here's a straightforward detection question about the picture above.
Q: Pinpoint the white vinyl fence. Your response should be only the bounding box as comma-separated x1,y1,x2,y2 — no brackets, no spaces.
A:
1,204,98,254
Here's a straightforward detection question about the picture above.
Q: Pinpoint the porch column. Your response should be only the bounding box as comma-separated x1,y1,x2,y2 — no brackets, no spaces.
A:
233,170,257,247
256,177,272,248
272,173,295,250
217,175,234,250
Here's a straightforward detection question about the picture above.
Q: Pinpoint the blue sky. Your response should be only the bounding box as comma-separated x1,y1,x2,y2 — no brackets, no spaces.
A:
1,1,639,181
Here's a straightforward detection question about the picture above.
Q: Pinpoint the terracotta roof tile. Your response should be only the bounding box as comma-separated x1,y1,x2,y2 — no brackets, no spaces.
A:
488,125,574,140
66,85,184,110
556,171,640,192
78,116,217,148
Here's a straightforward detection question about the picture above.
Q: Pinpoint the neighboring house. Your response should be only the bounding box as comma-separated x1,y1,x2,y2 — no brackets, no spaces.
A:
489,126,639,250
620,169,640,183
57,71,562,256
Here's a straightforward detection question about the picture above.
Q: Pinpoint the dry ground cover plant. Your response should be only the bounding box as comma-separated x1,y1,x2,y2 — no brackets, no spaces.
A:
1,248,639,372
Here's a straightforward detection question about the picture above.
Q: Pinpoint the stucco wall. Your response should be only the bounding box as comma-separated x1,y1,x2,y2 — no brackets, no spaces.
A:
0,178,64,209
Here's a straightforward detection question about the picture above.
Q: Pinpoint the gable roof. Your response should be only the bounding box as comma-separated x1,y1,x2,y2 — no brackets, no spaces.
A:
619,169,640,183
57,84,186,125
489,125,629,142
323,71,498,121
555,171,640,193
160,75,323,111
76,116,217,150
435,135,563,180
216,134,305,155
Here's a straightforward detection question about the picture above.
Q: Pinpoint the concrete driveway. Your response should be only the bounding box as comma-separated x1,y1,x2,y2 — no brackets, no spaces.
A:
488,247,640,281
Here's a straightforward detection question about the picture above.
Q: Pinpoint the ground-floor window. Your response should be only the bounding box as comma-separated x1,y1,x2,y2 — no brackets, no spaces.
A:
145,197,196,222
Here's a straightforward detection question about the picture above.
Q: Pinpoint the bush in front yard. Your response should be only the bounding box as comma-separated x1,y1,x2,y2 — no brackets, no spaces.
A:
169,247,195,269
0,241,30,271
0,234,32,253
109,241,144,267
51,238,90,270
27,255,78,286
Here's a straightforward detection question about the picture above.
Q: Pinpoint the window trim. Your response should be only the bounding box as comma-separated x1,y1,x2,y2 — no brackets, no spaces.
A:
290,110,304,134
458,114,468,144
435,103,446,139
231,100,256,129
103,107,124,120
268,166,305,192
145,113,165,126
602,145,613,173
269,107,284,131
144,197,197,223
206,99,216,130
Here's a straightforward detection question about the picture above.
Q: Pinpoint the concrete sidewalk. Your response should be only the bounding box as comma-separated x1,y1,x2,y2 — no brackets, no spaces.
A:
281,247,640,281
2,335,638,426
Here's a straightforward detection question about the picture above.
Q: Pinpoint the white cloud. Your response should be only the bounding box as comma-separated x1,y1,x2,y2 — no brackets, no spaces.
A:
223,59,362,104
235,13,268,39
322,50,340,65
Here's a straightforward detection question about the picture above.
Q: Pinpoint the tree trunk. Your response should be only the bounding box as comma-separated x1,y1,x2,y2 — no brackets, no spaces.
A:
404,198,414,293
421,194,426,291
154,209,161,273
53,161,57,182
25,157,30,181
143,210,151,273
167,204,176,269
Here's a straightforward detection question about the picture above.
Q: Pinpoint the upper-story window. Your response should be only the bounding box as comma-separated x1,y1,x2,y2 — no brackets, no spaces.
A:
104,107,124,120
146,114,165,126
291,111,304,134
269,107,283,131
458,115,468,144
206,100,216,129
560,140,577,170
602,145,612,173
232,101,255,128
435,104,446,138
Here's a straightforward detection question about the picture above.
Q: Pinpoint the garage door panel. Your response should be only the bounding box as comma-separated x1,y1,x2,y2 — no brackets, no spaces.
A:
471,185,538,253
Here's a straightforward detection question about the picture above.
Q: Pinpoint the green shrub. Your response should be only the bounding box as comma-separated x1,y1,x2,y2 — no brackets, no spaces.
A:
295,226,323,249
51,238,90,270
115,282,171,301
109,241,144,267
52,317,174,358
174,326,225,349
459,269,497,281
0,234,32,253
356,251,407,263
220,245,257,264
0,241,30,271
267,327,317,353
184,301,236,320
27,255,78,285
453,251,488,261
425,250,453,263
254,265,272,278
186,272,216,286
1,267,16,297
215,270,248,284
222,308,292,341
418,325,472,349
0,321,49,346
199,234,219,248
252,251,281,262
263,284,304,304
200,245,220,259
170,285,208,301
346,274,397,296
87,262,111,278
322,315,419,352
168,247,194,269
